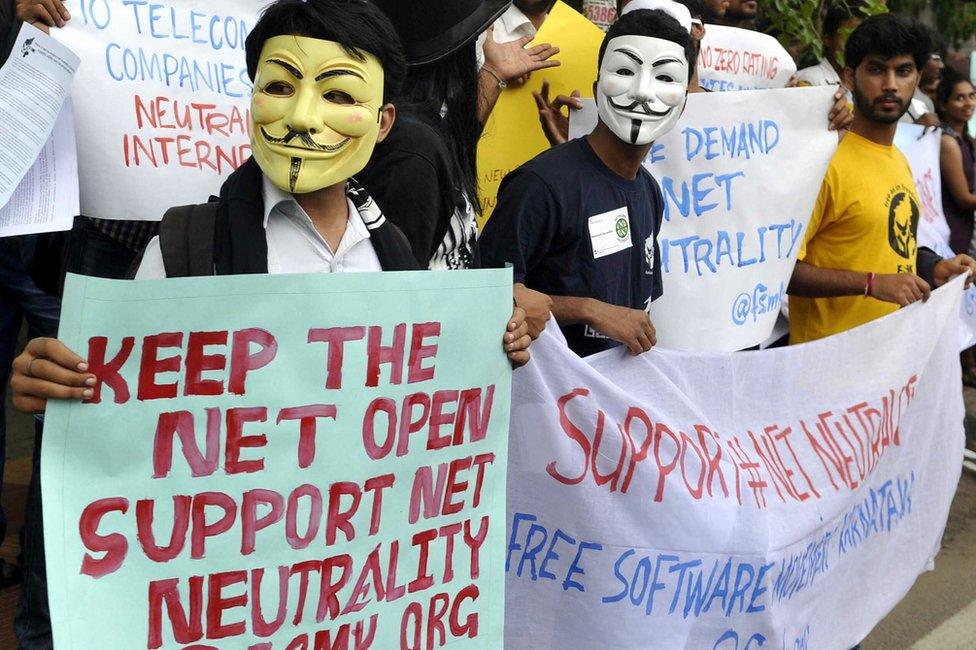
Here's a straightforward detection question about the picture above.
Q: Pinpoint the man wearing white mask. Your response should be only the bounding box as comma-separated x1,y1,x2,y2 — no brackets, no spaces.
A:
481,9,694,357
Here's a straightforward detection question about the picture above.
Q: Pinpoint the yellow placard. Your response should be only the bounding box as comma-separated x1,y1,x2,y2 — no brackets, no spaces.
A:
476,1,604,228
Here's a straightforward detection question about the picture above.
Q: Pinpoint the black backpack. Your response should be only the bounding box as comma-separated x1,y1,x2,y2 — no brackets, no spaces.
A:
155,202,220,277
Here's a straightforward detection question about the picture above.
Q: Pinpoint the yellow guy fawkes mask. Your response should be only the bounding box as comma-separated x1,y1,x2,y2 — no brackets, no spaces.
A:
250,35,385,193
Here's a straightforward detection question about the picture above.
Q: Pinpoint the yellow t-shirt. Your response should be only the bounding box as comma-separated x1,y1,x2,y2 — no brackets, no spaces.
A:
790,132,920,344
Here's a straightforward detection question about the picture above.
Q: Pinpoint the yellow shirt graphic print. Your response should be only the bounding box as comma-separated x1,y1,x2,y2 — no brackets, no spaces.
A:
790,132,920,344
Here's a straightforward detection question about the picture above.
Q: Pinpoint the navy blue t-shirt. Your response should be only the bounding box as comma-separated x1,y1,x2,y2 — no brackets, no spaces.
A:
480,137,664,356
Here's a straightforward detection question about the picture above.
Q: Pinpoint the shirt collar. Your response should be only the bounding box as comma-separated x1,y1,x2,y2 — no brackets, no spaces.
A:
261,175,294,229
499,4,535,37
260,174,372,241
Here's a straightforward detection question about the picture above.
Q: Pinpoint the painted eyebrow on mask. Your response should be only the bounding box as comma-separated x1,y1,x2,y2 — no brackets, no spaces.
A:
266,59,303,79
653,57,682,67
315,69,365,82
614,48,644,65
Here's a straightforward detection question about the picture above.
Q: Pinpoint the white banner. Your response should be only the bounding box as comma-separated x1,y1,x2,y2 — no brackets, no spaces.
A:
894,123,976,349
570,87,837,351
506,276,966,650
57,0,269,220
697,25,796,92
894,124,950,250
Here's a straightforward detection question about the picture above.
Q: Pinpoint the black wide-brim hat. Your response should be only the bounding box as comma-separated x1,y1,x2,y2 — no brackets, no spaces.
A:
373,0,512,66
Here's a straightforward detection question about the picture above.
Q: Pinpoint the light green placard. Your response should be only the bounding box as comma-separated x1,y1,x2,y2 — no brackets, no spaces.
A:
43,269,513,649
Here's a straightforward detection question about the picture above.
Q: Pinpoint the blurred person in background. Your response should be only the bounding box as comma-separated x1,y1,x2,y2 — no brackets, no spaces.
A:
936,67,976,257
917,28,945,112
702,0,728,23
364,0,558,272
935,68,976,389
796,1,863,91
716,0,756,29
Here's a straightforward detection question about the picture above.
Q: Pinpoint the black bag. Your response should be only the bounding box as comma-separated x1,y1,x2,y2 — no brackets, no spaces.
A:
156,202,220,278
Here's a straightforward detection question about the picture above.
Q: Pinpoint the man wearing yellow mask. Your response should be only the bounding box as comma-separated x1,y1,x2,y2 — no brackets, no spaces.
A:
135,0,419,277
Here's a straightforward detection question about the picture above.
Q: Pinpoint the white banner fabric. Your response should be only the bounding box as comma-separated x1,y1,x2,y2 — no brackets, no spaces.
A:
57,0,270,220
894,123,976,349
697,25,796,92
505,276,966,650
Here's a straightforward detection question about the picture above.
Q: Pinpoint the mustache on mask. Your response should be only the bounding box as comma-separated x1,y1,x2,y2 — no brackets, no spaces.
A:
608,97,671,117
261,126,350,152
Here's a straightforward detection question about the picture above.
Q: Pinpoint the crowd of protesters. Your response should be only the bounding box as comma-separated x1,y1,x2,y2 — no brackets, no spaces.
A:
2,0,976,646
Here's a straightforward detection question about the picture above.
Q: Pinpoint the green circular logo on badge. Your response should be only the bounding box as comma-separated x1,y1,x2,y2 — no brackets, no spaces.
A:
615,217,628,239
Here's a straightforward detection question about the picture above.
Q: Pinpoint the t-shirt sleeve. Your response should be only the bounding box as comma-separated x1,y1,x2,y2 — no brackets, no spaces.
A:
359,150,442,267
479,170,561,284
798,174,833,262
916,246,941,286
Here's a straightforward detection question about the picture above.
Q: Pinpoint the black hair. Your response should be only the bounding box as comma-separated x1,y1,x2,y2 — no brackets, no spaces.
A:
675,0,706,20
935,67,974,123
396,42,483,214
822,1,861,38
599,9,697,72
245,0,405,103
844,13,931,72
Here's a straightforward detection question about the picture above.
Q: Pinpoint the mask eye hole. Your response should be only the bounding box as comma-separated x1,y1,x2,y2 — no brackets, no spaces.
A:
656,74,675,83
264,81,294,97
324,90,356,105
616,68,635,77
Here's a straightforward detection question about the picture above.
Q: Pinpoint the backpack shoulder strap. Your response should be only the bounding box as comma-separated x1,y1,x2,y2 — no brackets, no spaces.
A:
158,202,219,277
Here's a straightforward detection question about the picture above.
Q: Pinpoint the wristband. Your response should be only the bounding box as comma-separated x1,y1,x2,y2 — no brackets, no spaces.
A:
481,65,507,89
864,272,875,297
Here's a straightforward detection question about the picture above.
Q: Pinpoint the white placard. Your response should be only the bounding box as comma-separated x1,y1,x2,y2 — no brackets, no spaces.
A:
506,276,966,650
894,123,950,249
698,24,796,91
56,0,271,220
0,22,79,210
570,87,837,351
895,122,976,349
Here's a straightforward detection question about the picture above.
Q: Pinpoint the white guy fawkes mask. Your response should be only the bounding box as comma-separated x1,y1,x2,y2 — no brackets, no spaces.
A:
597,35,689,145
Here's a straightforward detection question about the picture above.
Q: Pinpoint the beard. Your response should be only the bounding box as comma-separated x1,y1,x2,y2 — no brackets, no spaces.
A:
852,84,909,124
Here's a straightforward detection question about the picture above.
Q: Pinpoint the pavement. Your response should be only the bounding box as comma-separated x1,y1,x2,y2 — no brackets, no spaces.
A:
1,366,976,648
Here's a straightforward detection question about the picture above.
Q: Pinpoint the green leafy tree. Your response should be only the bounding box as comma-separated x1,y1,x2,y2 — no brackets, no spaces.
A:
889,0,976,48
763,0,886,63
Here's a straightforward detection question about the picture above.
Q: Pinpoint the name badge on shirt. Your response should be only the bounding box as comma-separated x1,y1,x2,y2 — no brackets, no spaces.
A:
588,207,632,259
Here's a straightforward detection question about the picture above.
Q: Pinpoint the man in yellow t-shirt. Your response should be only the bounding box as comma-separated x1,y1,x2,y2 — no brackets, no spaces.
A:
789,14,975,345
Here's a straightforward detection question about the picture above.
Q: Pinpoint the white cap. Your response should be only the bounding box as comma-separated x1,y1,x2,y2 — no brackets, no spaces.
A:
621,0,694,34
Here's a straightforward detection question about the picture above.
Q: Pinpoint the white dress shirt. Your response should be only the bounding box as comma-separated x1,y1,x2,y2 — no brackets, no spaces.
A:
135,175,382,279
478,5,538,80
477,4,537,69
491,4,537,44
796,58,842,87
